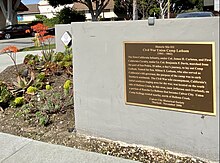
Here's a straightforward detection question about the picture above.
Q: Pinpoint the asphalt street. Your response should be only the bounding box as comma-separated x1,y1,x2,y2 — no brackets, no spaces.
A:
0,37,35,50
0,37,56,50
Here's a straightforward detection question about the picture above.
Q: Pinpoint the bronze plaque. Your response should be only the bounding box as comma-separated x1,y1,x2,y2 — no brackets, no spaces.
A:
124,42,216,115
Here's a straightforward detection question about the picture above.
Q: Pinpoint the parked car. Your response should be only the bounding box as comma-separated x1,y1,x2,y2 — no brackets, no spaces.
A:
0,24,34,39
46,27,55,35
176,12,214,18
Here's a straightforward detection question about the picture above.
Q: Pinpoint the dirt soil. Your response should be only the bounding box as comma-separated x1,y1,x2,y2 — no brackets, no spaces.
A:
0,64,210,163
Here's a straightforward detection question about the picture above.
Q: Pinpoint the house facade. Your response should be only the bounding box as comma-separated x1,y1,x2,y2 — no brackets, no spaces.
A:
72,0,117,20
17,0,116,23
17,0,74,23
17,4,40,22
37,0,73,19
204,0,220,12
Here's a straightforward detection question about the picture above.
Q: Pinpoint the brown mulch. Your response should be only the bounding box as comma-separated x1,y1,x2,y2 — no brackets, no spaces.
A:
0,64,209,163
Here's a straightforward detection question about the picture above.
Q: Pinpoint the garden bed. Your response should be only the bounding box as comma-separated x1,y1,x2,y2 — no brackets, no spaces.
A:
0,63,211,163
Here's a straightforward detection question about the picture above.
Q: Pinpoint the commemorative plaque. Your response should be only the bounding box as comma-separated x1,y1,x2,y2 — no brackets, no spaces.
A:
124,42,216,115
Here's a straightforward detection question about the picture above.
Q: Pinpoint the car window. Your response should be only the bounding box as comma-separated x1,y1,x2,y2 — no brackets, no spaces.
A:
176,12,213,18
17,26,24,30
23,25,30,29
4,26,13,30
12,26,18,30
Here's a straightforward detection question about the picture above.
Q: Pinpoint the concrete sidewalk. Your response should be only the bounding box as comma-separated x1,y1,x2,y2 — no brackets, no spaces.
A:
0,132,138,163
0,50,42,73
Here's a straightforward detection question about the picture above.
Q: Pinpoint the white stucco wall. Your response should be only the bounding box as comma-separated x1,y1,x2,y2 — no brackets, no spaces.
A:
72,18,219,161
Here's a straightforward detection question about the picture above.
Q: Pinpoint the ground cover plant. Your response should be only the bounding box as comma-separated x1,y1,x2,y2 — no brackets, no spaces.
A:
0,24,211,163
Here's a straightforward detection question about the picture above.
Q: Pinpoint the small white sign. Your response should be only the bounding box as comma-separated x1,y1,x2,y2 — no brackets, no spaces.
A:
61,31,72,46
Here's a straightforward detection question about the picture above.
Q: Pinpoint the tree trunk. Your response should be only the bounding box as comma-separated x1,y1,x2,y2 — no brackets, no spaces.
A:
0,0,7,18
159,1,164,19
133,0,138,20
91,12,98,21
6,0,13,25
0,0,21,26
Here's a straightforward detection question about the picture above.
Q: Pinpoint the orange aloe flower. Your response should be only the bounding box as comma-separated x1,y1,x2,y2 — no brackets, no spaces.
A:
31,23,48,37
39,35,55,42
1,46,18,53
25,29,30,33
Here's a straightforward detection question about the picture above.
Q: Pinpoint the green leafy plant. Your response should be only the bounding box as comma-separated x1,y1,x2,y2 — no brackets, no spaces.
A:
36,72,46,82
56,47,73,75
46,85,52,90
63,80,72,95
14,104,31,118
26,86,38,95
53,52,64,62
0,82,13,108
12,70,35,96
23,54,40,69
33,82,44,89
11,97,25,107
35,111,49,126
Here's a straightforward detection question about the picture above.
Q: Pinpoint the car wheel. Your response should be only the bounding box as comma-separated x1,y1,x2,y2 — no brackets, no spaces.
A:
5,33,11,39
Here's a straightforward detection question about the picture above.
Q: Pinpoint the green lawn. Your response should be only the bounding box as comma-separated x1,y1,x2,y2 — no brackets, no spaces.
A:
19,44,56,52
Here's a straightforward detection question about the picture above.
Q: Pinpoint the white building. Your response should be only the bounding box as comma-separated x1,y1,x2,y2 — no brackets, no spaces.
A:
214,0,219,11
72,0,117,20
17,0,117,22
38,0,73,19
18,0,73,22
204,0,220,12
17,4,40,22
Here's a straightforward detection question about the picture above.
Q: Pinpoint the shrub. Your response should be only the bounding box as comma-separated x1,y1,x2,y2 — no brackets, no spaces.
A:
56,7,86,24
0,82,13,108
35,15,59,28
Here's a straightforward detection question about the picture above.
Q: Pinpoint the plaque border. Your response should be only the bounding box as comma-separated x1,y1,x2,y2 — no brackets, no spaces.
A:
124,41,216,116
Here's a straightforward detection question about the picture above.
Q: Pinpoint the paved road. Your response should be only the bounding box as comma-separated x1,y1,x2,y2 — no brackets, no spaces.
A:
0,37,35,50
0,37,55,50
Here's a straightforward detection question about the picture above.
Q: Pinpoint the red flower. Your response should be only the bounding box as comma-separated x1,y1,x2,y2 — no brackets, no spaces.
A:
25,29,30,33
31,23,48,37
1,46,18,53
40,35,55,42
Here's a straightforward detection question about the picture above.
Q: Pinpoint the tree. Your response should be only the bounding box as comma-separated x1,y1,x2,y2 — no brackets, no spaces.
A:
133,0,138,20
170,0,203,14
114,0,133,19
137,0,159,19
0,0,21,26
48,0,110,21
114,0,160,20
56,7,86,24
35,7,85,27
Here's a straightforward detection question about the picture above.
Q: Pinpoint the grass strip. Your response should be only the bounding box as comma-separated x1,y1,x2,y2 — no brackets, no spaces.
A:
19,44,56,52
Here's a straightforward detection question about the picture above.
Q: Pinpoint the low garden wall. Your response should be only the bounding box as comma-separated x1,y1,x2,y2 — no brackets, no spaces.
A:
55,24,71,52
71,18,219,161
